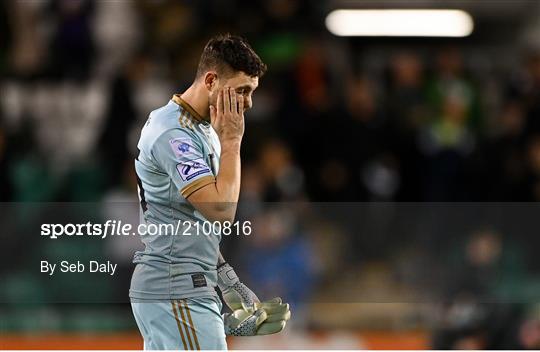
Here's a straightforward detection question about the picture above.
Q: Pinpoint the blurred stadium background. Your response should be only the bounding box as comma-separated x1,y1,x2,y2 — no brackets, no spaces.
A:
1,0,540,349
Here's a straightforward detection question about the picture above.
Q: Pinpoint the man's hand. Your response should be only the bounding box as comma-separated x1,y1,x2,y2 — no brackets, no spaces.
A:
210,87,244,144
186,87,244,222
218,263,291,336
223,308,267,336
224,298,291,336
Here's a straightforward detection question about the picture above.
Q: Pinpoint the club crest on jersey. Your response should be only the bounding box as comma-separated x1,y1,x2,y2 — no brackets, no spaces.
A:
176,158,211,181
169,138,193,158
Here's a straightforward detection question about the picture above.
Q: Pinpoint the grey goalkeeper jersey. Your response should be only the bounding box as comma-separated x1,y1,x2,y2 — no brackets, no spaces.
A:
130,94,221,300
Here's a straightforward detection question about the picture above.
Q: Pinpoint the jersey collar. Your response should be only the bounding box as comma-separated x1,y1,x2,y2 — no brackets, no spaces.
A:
172,94,210,123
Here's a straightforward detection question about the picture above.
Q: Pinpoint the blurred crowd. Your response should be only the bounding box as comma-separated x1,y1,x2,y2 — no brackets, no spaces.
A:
1,0,539,349
2,1,540,203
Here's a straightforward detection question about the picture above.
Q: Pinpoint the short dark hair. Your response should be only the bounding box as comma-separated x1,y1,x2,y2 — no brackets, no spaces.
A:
196,34,267,79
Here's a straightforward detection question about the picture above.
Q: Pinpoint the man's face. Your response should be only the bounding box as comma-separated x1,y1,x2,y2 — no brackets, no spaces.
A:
209,71,259,112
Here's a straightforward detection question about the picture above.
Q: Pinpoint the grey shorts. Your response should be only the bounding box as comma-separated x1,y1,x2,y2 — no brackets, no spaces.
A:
131,296,227,350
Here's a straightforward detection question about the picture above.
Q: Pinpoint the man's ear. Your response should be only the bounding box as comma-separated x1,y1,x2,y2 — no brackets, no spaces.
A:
204,71,218,91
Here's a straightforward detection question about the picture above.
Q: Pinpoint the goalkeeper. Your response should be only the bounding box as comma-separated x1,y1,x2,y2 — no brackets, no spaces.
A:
130,33,290,350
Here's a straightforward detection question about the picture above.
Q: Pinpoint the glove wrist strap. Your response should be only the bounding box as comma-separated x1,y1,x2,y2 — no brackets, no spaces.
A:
217,262,240,291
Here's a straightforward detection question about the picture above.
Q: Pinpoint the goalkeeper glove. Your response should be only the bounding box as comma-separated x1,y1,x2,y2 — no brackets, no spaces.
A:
217,262,259,311
224,297,291,336
217,263,291,336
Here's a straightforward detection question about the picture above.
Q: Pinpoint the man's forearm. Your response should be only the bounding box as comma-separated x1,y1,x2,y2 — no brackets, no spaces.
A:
217,250,226,266
187,140,241,222
211,140,241,220
215,140,241,203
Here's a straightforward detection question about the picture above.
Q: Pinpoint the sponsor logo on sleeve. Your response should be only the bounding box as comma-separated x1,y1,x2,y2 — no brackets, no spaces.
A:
176,158,211,181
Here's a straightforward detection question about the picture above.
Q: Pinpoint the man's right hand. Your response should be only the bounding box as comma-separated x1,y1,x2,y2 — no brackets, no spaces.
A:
210,87,245,144
223,298,291,336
